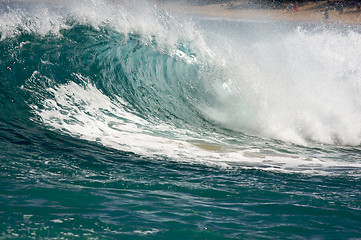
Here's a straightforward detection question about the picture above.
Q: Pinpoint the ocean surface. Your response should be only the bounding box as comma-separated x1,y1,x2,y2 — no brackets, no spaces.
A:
1,0,361,239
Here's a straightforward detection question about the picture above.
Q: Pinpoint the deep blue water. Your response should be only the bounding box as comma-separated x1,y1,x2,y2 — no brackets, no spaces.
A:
1,0,361,239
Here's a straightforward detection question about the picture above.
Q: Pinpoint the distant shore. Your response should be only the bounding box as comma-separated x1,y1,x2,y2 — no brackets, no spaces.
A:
155,0,361,25
4,0,361,24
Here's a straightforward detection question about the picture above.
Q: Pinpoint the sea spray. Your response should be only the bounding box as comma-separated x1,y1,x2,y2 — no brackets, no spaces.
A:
197,20,361,146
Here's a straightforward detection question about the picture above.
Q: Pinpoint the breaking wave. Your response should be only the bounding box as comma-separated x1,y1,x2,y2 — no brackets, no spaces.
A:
2,0,361,173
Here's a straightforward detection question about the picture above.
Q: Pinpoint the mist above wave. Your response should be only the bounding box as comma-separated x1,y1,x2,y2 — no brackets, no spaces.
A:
201,22,361,146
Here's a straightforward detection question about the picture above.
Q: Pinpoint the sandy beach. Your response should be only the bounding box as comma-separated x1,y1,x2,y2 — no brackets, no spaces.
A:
155,0,361,25
4,0,361,24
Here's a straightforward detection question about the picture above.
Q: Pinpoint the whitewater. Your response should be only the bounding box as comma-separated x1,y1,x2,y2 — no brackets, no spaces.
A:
1,0,361,239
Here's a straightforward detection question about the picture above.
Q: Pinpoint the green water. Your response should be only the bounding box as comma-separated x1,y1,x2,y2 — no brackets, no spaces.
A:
1,131,360,239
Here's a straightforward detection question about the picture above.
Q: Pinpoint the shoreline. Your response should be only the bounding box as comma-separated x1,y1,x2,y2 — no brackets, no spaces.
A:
3,0,361,25
155,1,361,25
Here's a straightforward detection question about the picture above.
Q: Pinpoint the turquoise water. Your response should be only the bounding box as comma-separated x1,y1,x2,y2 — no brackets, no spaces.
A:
1,0,361,239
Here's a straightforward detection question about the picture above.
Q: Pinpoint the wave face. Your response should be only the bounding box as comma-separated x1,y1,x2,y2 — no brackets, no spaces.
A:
1,0,361,172
1,0,220,156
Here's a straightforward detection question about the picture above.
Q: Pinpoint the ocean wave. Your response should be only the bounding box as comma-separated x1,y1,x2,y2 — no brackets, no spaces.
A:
1,0,361,173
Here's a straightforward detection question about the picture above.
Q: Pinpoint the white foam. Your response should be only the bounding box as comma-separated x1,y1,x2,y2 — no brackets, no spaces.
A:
30,79,361,175
0,0,208,54
201,25,361,146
